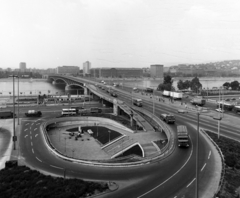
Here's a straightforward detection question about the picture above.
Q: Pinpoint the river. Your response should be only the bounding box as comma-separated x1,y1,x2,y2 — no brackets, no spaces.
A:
0,77,239,98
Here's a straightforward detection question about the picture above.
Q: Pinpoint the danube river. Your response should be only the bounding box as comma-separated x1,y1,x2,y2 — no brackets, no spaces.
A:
1,77,240,98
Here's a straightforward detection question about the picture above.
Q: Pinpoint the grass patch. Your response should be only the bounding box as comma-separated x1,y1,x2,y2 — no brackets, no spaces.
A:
0,165,108,198
205,130,240,198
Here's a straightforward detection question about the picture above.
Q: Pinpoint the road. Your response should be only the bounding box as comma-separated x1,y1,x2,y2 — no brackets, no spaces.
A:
11,82,227,198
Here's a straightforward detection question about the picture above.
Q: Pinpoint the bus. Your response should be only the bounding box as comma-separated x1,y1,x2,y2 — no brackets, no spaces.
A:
132,98,142,107
177,125,189,147
216,101,234,111
61,109,78,116
233,106,240,114
0,111,16,119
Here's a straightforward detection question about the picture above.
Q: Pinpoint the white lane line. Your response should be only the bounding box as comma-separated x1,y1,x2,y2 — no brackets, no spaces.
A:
187,178,196,188
24,135,28,138
208,151,211,159
50,165,64,170
35,134,38,138
30,136,32,140
174,196,177,198
24,129,28,131
32,148,34,154
201,163,207,172
31,142,33,146
26,123,29,126
34,128,37,131
36,157,42,162
137,136,194,198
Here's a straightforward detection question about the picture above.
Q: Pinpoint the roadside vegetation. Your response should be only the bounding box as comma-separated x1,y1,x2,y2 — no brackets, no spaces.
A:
0,165,108,198
205,130,240,198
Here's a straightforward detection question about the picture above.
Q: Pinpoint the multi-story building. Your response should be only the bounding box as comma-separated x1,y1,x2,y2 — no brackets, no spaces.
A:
83,61,91,76
90,68,143,78
150,65,163,78
19,62,26,72
56,66,79,75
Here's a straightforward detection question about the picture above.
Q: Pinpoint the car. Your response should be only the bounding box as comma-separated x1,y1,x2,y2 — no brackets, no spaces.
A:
231,98,236,100
216,108,224,113
225,98,230,101
177,109,188,114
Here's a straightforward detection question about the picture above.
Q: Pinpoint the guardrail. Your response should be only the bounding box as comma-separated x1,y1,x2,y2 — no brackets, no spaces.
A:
201,129,225,198
133,107,175,159
40,116,175,167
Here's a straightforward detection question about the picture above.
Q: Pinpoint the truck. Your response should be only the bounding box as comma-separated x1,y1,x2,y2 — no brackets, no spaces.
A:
25,110,42,117
90,107,102,113
163,90,170,97
177,125,189,147
159,114,175,124
173,92,183,100
132,98,142,107
0,111,16,119
190,97,206,106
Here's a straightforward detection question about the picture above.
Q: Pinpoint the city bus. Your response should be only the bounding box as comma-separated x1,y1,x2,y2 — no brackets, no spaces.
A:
216,101,234,111
132,98,142,107
61,108,78,116
233,106,240,114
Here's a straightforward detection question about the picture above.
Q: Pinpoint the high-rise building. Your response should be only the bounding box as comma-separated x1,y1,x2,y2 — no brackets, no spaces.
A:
56,66,79,75
19,62,26,72
150,65,163,78
83,61,91,76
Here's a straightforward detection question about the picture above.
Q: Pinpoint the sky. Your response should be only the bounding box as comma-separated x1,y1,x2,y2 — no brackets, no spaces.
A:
1,0,240,69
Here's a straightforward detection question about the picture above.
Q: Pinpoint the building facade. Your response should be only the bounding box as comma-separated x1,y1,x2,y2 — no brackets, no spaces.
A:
19,62,26,72
90,68,143,78
56,66,79,75
150,65,163,78
83,61,91,76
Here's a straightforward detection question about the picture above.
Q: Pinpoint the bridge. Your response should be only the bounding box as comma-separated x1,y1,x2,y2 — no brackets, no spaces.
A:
48,75,155,132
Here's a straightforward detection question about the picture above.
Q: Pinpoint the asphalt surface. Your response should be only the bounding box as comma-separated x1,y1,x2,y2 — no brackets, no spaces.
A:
1,78,235,198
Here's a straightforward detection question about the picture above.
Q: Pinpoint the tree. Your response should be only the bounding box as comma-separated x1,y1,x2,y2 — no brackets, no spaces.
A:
157,75,174,91
177,80,191,90
190,77,202,93
230,81,239,90
223,82,230,89
177,80,184,90
163,75,173,85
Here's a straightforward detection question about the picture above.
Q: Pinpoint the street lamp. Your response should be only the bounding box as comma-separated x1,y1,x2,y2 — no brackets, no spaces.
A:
10,74,19,150
195,109,222,198
108,130,111,143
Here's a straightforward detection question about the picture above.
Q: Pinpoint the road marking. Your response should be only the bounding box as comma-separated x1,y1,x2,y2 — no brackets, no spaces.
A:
50,165,63,170
31,142,33,146
34,128,37,131
201,163,207,172
187,178,196,188
30,136,32,140
208,151,211,159
32,148,34,154
24,129,28,131
36,157,42,162
26,123,29,126
35,134,38,138
24,135,28,138
137,137,194,198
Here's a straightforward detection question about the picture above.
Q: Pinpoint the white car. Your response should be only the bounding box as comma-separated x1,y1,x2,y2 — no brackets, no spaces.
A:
216,108,224,113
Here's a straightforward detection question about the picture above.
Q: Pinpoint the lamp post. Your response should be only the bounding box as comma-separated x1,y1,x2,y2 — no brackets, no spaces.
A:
108,130,111,143
195,111,200,198
17,74,19,125
10,74,19,150
195,110,222,198
152,90,155,115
